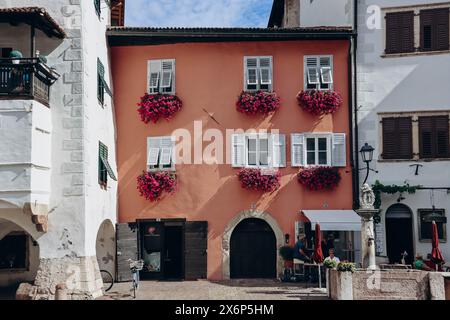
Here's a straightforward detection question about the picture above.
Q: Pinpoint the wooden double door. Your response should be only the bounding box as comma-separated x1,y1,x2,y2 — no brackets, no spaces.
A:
230,218,277,279
116,220,207,282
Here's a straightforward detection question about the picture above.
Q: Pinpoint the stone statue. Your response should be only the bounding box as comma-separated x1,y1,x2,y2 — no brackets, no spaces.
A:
360,183,375,210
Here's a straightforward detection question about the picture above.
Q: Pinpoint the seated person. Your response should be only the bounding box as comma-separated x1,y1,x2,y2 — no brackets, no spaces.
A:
414,254,433,271
324,248,340,264
293,235,310,262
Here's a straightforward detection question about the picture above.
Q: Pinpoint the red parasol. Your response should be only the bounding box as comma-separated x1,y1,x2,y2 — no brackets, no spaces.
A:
431,221,445,268
313,223,324,263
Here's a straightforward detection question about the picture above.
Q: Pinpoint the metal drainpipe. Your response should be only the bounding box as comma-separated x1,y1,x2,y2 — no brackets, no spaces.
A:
352,0,360,209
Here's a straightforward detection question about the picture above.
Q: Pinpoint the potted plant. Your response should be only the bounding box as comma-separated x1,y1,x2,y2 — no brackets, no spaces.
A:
297,90,343,115
137,93,183,124
237,168,281,192
9,50,23,64
236,90,281,115
297,167,341,191
137,171,177,202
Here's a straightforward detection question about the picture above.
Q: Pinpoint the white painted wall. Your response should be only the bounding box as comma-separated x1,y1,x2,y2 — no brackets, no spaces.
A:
0,0,117,288
299,0,354,27
357,0,450,261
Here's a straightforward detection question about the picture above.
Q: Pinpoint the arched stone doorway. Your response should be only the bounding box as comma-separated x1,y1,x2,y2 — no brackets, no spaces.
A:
222,210,284,279
230,218,276,278
0,218,40,287
385,204,414,264
96,220,116,277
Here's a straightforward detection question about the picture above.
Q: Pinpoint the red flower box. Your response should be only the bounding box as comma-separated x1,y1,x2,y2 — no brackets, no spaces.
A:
236,90,281,115
297,167,341,191
237,168,281,192
137,93,182,124
297,90,343,115
137,171,177,202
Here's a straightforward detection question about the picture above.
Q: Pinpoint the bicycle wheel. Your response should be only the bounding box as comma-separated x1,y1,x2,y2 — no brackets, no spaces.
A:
100,270,114,292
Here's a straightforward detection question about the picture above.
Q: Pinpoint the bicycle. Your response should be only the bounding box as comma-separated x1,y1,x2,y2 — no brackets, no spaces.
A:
99,269,114,292
128,259,144,299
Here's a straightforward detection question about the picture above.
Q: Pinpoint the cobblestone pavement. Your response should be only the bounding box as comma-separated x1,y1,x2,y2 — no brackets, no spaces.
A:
100,279,329,300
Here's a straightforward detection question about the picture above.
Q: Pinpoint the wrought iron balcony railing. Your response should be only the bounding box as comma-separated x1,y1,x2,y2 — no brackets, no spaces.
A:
0,58,59,107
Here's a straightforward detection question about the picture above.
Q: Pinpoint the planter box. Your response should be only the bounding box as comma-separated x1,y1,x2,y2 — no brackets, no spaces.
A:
328,269,353,300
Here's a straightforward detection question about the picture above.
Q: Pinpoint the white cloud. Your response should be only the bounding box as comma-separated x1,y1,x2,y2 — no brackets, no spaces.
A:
125,0,272,28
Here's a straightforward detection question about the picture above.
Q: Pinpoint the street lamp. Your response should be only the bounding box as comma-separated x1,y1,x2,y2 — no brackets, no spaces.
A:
360,143,377,184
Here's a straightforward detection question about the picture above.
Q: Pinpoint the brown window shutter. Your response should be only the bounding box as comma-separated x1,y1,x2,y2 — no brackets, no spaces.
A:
386,11,415,54
420,8,449,51
382,117,413,159
419,116,450,158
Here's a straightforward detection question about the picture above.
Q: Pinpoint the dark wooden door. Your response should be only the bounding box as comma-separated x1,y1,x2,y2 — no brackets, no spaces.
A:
184,221,208,280
386,204,414,264
116,223,138,282
230,218,276,279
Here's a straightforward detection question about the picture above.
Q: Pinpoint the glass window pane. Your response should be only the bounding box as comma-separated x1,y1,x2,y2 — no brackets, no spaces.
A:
248,152,257,165
307,151,315,165
259,139,268,152
248,139,257,152
318,138,327,151
260,152,268,166
319,151,327,165
307,138,316,151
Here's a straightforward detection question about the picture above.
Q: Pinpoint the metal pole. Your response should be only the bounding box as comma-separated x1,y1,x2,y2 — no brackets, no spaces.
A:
30,25,36,58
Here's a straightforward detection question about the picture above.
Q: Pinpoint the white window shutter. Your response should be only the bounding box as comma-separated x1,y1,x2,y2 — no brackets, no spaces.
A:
307,67,320,85
245,57,258,89
271,134,286,168
332,133,346,167
291,134,305,167
147,137,161,166
159,147,172,165
260,68,272,85
247,68,258,85
231,134,246,167
320,67,333,84
259,56,273,88
161,59,175,91
148,60,162,93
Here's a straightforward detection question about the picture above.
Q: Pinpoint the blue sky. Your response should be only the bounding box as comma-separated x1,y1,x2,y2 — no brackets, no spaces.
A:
125,0,273,28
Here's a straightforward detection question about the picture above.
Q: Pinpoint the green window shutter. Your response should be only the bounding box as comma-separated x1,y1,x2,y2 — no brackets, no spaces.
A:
99,142,117,182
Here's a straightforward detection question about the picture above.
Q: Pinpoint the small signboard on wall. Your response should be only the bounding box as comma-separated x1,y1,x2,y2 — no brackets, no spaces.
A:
375,223,384,255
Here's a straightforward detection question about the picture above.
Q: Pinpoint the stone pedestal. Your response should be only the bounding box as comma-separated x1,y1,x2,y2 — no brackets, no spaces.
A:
21,256,103,300
356,209,379,270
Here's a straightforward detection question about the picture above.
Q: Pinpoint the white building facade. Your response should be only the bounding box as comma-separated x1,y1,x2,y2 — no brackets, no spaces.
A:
357,0,450,265
0,0,119,299
269,0,450,267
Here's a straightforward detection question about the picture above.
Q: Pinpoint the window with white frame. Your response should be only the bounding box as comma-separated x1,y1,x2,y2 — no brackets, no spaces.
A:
291,133,346,167
147,59,176,94
231,133,285,168
147,136,176,171
244,56,273,92
304,55,333,91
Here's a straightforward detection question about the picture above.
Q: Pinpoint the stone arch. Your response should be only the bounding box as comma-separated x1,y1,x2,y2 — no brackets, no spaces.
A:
222,210,284,279
0,218,40,287
95,219,116,277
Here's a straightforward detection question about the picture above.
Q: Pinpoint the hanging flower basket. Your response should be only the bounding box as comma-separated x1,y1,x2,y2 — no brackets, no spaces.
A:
137,171,177,202
297,90,343,115
236,90,281,115
137,93,182,124
237,168,281,192
297,167,341,191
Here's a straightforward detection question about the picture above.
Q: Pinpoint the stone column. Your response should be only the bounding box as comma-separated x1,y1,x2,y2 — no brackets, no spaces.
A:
356,209,378,270
356,184,380,270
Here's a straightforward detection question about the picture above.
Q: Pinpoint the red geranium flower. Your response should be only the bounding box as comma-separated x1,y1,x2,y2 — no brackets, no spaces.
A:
137,93,182,124
237,168,281,192
297,90,343,115
297,167,341,191
137,171,177,202
236,91,281,115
